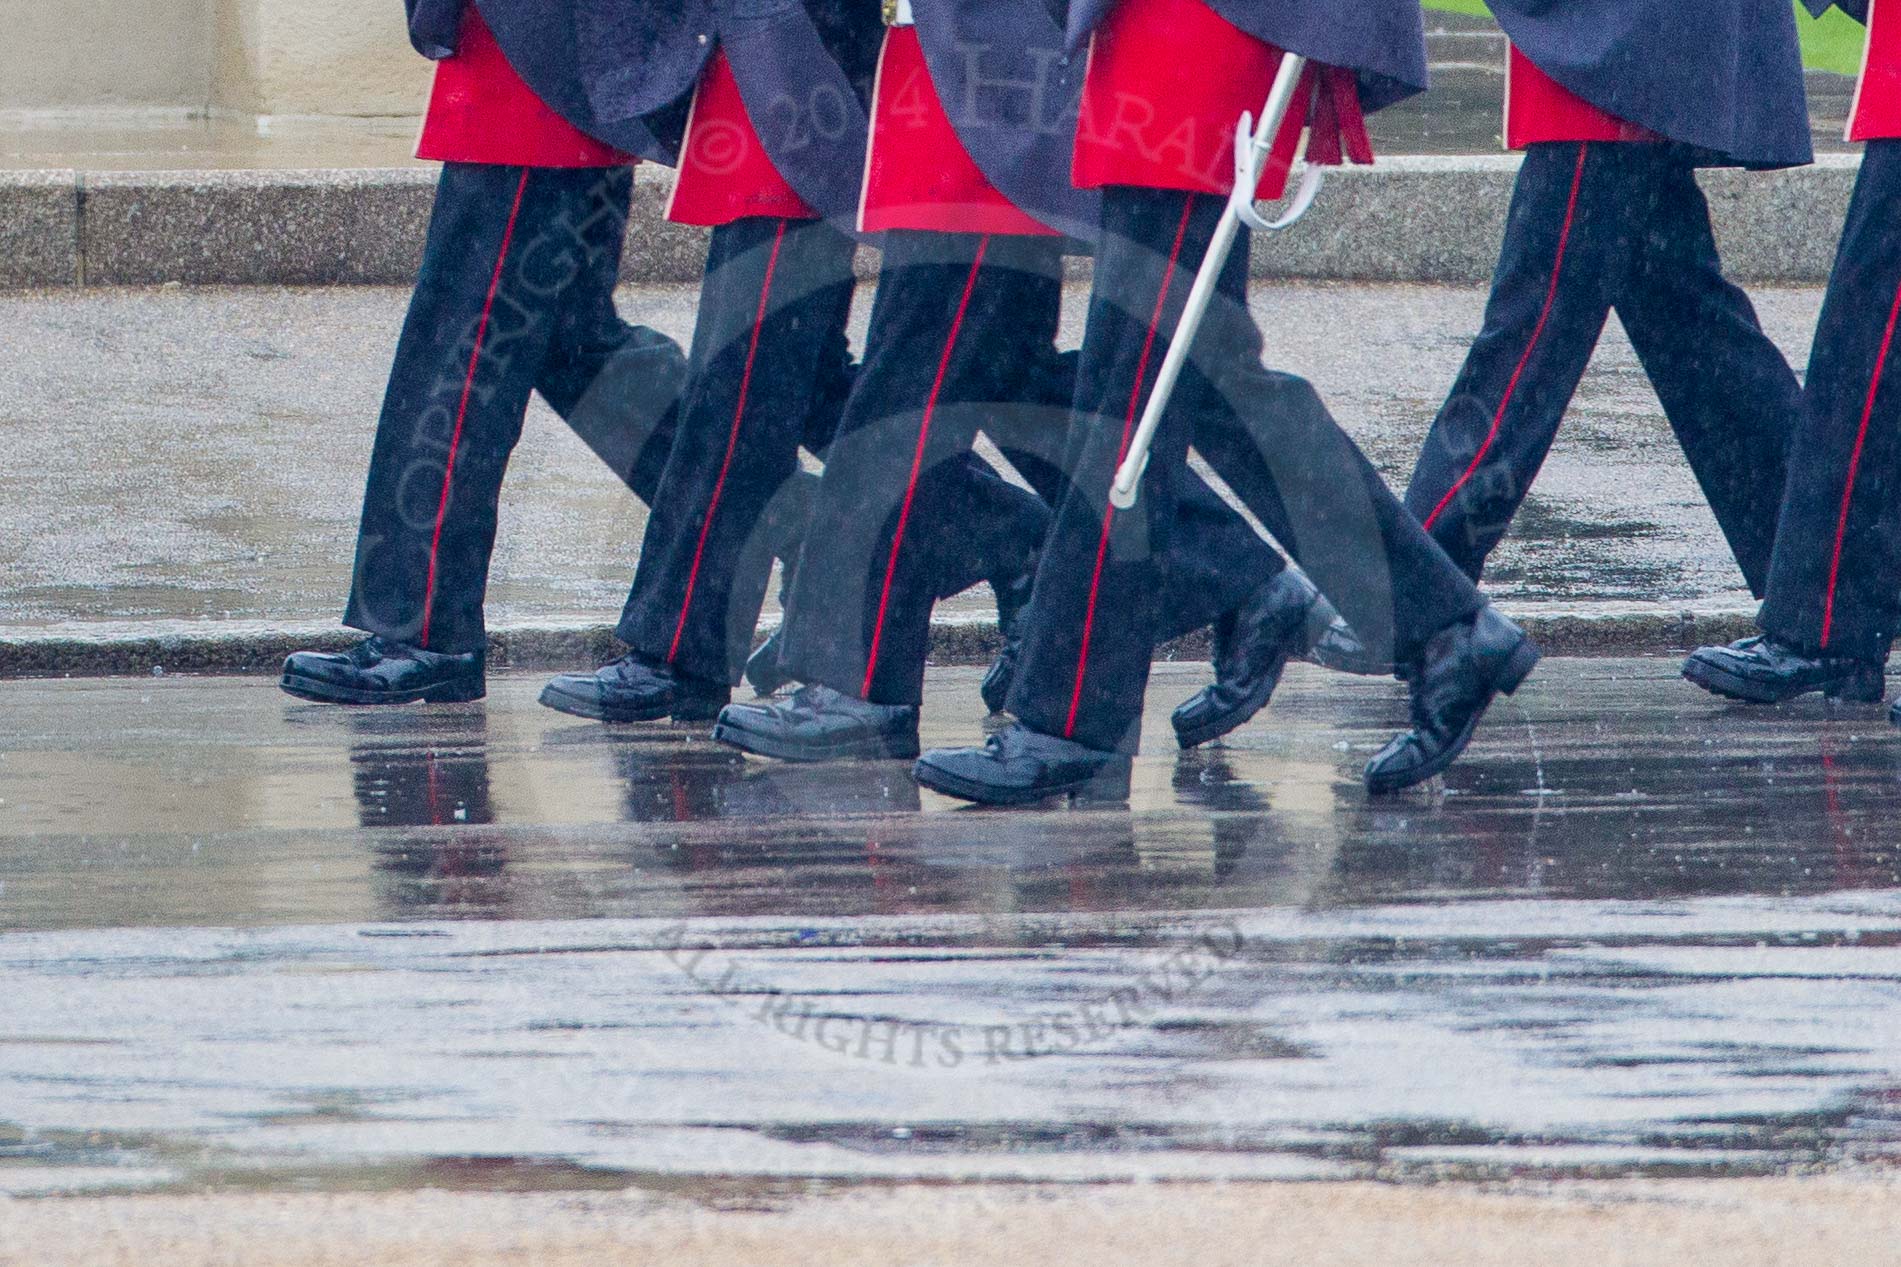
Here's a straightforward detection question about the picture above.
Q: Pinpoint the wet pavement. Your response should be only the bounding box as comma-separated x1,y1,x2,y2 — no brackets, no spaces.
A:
4,659,1901,1194
0,280,1828,645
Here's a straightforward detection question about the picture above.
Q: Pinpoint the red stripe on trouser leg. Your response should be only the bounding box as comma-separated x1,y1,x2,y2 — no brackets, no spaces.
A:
1421,143,1589,533
420,166,532,650
1061,199,1197,740
1820,272,1901,648
859,236,993,699
667,219,791,664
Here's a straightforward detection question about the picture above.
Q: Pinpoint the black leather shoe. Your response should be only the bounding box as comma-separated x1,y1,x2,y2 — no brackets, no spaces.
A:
281,636,484,705
539,653,729,723
1682,635,1886,704
712,684,920,762
1301,593,1395,677
915,721,1132,806
743,629,793,698
1364,606,1539,795
1172,568,1319,748
980,564,1037,715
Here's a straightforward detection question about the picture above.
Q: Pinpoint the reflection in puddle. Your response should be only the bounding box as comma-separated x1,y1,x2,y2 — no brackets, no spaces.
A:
4,664,1901,1193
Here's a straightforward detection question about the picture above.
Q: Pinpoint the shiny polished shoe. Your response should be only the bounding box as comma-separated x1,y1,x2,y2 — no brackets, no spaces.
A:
980,564,1037,715
914,721,1132,806
539,653,729,723
743,629,794,698
1172,568,1319,749
1300,592,1395,677
280,636,485,705
712,684,920,762
1364,606,1540,795
1682,635,1886,705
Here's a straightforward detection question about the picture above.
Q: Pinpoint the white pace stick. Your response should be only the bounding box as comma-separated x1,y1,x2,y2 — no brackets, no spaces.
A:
1108,51,1320,510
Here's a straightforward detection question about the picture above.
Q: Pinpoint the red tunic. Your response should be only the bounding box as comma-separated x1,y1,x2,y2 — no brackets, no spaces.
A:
859,27,1059,237
1850,0,1901,143
667,48,819,226
416,8,632,168
1504,45,1662,148
1072,0,1371,201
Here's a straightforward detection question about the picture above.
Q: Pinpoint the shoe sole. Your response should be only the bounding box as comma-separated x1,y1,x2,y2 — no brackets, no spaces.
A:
537,681,670,723
537,681,727,724
913,758,1131,807
1365,636,1540,796
1681,656,1885,705
1172,659,1288,750
281,671,484,706
711,719,920,763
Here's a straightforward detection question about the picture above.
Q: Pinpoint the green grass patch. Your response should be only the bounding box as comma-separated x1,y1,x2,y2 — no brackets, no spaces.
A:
1422,1,1866,73
1799,6,1869,74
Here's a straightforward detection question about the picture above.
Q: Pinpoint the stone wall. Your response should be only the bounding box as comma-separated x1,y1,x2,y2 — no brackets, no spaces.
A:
0,0,429,118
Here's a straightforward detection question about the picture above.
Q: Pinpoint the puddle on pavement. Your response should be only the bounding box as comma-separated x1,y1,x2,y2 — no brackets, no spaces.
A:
2,662,1901,1193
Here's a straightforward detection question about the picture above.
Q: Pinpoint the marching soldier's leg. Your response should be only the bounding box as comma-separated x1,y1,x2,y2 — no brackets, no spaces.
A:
528,167,687,504
1687,140,1901,705
1150,473,1313,750
286,164,612,705
1179,356,1484,741
1155,480,1292,644
746,348,1045,704
734,450,1047,717
792,236,1062,722
538,315,685,507
742,320,859,605
972,342,1310,729
711,232,1060,762
539,216,859,723
1401,142,1622,580
747,448,1055,706
1614,150,1800,600
918,186,1533,804
923,342,1079,719
920,188,1290,798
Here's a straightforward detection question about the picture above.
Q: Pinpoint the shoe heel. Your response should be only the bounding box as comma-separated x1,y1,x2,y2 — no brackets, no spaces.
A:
1498,637,1541,697
422,676,485,704
1825,663,1886,704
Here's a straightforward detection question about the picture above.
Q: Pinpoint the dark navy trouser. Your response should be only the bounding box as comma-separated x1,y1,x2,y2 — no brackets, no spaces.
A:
1759,140,1901,661
346,163,684,653
1403,142,1800,594
615,218,1062,687
778,232,1075,706
613,216,860,686
1009,187,1485,755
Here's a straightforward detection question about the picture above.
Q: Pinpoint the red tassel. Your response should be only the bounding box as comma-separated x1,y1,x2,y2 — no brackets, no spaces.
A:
1299,65,1374,171
1329,66,1375,165
1305,71,1343,167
